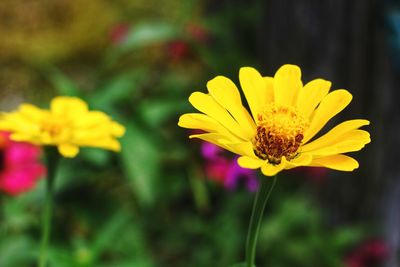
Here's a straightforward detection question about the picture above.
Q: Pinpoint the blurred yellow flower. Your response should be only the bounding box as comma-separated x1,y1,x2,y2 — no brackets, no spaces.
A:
178,64,370,176
0,96,125,158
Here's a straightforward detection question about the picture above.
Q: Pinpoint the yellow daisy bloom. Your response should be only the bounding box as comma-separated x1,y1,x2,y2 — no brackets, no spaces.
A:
178,64,371,176
0,96,125,158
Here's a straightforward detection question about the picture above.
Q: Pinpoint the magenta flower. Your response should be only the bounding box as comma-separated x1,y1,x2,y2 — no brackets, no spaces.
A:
186,23,210,44
167,40,191,61
0,132,46,196
109,23,130,44
345,240,389,267
201,142,258,192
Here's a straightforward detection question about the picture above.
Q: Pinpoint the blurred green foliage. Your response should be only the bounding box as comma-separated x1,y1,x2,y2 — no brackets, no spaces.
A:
0,1,380,267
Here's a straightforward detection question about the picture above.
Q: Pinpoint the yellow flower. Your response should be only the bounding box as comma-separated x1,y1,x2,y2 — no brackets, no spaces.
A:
0,96,125,158
178,64,370,176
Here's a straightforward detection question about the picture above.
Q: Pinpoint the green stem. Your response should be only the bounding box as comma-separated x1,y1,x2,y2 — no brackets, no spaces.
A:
245,175,277,267
38,148,60,267
0,195,5,236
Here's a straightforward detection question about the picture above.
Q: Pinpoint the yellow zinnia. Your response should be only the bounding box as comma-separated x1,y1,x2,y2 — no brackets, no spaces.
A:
178,64,370,176
0,96,125,158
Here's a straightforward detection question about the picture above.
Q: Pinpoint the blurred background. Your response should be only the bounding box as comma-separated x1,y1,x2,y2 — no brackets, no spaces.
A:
0,0,399,266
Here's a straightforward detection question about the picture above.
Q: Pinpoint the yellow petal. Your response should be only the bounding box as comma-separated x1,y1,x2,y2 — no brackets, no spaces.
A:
239,67,269,119
207,76,256,138
178,113,225,133
263,77,274,104
51,96,88,117
74,111,109,128
0,113,40,134
10,133,38,144
340,129,370,142
305,138,369,157
309,154,359,171
111,122,126,137
74,136,121,151
261,157,287,176
285,154,313,169
333,138,369,154
296,79,331,118
302,129,370,157
97,139,121,151
58,143,80,158
301,119,370,152
273,64,302,106
19,104,46,122
224,141,257,157
325,130,370,155
189,133,238,153
307,129,370,156
178,113,236,138
189,92,249,140
303,89,352,143
237,156,265,169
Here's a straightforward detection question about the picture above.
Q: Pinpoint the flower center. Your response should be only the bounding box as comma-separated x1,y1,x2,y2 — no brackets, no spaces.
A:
252,104,309,164
40,117,72,142
42,121,62,137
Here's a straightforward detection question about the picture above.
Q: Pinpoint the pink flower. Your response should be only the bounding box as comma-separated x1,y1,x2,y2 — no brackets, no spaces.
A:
0,132,46,196
345,240,389,267
167,40,191,61
201,142,258,192
186,23,210,44
109,23,130,44
204,157,230,184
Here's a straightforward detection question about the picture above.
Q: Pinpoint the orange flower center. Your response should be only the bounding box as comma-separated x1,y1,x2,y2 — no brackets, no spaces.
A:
42,121,62,137
40,117,72,142
253,104,309,164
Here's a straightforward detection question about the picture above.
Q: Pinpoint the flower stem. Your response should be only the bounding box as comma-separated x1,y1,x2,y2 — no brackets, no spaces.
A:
0,195,4,236
245,175,277,267
38,148,60,267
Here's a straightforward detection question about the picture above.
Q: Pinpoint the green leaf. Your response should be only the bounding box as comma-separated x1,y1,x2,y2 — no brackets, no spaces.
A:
331,226,366,249
79,148,110,167
98,259,153,267
91,212,128,258
0,236,36,267
117,22,179,51
139,99,188,128
46,67,80,96
187,163,209,212
120,122,160,206
90,70,144,109
230,263,255,267
48,246,79,267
